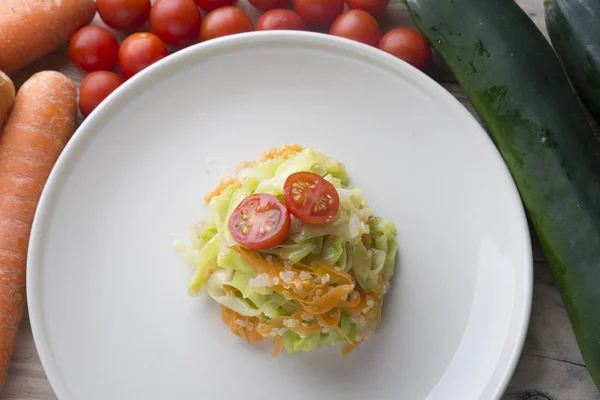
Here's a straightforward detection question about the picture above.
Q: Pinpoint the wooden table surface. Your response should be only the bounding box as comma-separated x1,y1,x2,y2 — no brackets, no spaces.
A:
2,0,599,399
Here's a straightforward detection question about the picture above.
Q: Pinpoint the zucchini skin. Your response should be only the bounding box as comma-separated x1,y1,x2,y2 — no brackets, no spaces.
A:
405,0,600,388
545,0,600,126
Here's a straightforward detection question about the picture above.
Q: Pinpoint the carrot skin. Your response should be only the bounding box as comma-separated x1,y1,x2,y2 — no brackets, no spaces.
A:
0,0,97,75
0,71,14,131
0,71,77,390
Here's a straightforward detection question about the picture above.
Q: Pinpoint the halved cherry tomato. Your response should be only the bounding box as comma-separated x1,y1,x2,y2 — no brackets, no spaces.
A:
228,194,291,250
283,172,339,225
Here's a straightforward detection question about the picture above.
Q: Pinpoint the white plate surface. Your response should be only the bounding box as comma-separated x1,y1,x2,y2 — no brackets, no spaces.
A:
28,32,532,400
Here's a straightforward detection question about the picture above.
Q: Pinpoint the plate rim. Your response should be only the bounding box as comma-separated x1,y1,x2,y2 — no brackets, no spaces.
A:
26,30,533,400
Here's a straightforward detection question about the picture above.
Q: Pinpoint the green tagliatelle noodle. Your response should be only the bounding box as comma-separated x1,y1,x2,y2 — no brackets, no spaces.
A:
176,147,398,354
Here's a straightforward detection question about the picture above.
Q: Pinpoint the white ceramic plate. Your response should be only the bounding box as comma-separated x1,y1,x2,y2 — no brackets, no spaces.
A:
28,32,532,400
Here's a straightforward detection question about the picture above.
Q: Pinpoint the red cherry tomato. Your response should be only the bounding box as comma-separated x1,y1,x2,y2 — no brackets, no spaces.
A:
200,7,254,41
228,194,291,250
96,0,151,31
283,172,340,225
258,9,306,30
345,0,389,15
118,33,169,79
294,0,344,27
79,71,124,117
250,0,289,12
68,26,119,72
378,28,432,71
329,10,380,47
194,0,237,12
150,0,202,47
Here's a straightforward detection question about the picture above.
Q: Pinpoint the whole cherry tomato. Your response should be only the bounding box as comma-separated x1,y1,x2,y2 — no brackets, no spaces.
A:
200,7,254,41
69,26,119,72
294,0,344,27
257,9,306,31
118,33,169,79
194,0,237,12
329,10,380,47
149,0,202,47
345,0,389,16
379,28,432,71
79,71,124,117
96,0,151,31
250,0,290,11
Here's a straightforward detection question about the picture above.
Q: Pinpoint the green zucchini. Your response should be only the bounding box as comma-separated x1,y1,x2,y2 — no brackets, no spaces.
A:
404,0,600,389
545,0,600,125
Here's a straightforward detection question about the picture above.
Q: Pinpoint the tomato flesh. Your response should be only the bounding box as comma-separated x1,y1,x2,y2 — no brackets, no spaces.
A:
229,194,291,250
284,172,339,225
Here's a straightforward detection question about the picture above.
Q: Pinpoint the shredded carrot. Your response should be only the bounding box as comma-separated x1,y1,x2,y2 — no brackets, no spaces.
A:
259,144,304,162
204,177,240,204
237,247,356,315
219,246,386,356
221,306,263,343
235,144,305,173
342,342,360,356
272,337,284,356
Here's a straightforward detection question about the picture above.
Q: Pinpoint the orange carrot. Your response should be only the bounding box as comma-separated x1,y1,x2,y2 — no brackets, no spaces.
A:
0,71,77,390
0,0,96,75
0,71,14,131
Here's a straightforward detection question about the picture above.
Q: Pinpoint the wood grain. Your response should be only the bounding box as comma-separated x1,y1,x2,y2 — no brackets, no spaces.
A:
2,0,599,399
